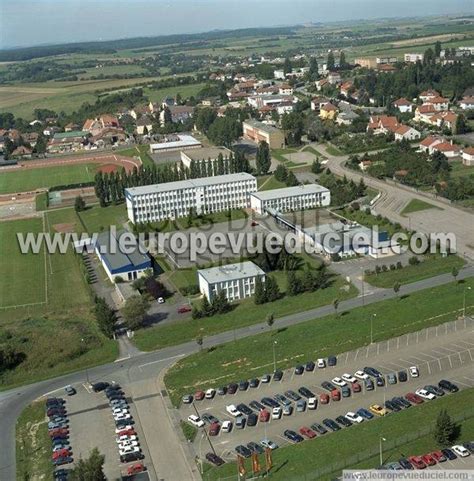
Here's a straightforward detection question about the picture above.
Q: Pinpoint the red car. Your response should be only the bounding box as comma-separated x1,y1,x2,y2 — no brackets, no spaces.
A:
49,428,68,437
209,422,220,436
299,426,317,439
331,389,341,401
431,451,446,463
53,449,71,460
259,409,270,422
421,454,436,466
409,456,426,469
127,463,146,475
117,428,136,437
406,392,424,404
194,390,205,401
320,393,330,404
178,305,192,314
352,382,361,393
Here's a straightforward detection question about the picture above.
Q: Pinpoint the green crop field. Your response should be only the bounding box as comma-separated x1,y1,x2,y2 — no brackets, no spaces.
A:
0,163,97,194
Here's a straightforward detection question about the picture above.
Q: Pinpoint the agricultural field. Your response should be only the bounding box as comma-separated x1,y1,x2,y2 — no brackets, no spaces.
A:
0,163,97,194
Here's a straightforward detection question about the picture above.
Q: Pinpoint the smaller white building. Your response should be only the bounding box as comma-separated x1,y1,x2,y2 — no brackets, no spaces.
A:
404,53,424,63
462,147,474,166
198,261,266,302
149,134,202,154
250,184,331,214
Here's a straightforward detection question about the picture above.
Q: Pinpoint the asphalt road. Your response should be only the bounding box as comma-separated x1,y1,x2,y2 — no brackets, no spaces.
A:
316,144,474,261
1,266,473,480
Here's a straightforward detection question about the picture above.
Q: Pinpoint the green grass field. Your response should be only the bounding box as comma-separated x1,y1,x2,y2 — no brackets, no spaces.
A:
365,255,466,288
258,175,287,191
203,388,474,480
115,144,155,167
401,199,442,216
77,203,128,233
164,278,474,406
450,160,474,180
0,163,96,195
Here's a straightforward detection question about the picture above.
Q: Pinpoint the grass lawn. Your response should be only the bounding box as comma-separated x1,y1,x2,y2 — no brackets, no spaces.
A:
142,82,207,104
450,160,474,180
303,145,327,159
164,278,474,406
0,218,46,308
0,163,96,195
401,198,442,216
35,192,49,211
116,144,155,167
78,203,128,233
271,148,298,163
134,272,356,354
16,400,53,481
258,175,287,191
203,388,474,481
180,420,198,442
325,144,343,156
365,255,466,288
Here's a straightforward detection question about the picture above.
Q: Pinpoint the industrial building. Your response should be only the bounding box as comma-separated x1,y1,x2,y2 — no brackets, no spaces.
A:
149,134,202,154
242,119,285,149
125,172,257,223
250,184,331,214
197,261,266,302
180,146,233,173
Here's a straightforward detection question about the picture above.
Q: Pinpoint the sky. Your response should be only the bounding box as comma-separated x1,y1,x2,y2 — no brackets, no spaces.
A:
0,0,473,49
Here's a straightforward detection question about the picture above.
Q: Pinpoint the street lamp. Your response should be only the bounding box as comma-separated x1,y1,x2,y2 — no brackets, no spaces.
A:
463,286,471,319
370,314,376,344
273,340,278,372
379,436,386,466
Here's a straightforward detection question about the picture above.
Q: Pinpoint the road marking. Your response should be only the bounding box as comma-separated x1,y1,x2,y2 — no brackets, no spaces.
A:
138,354,186,370
114,354,131,363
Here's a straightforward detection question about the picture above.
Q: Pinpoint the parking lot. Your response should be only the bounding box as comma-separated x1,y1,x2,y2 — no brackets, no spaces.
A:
177,317,474,460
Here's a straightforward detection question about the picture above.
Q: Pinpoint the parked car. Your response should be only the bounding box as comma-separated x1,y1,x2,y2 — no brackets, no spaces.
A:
384,400,400,412
405,392,424,404
320,393,330,404
250,400,265,412
202,413,219,425
274,394,292,407
235,445,252,458
420,454,436,466
182,394,193,404
308,397,317,410
261,397,279,408
285,390,301,401
452,445,470,457
327,356,337,366
408,456,426,469
322,418,341,432
441,448,457,460
120,451,144,463
341,373,356,383
345,412,364,423
376,377,385,387
398,458,413,470
365,378,374,391
409,366,419,377
310,423,328,435
205,388,216,399
354,370,369,380
227,383,238,394
317,359,326,368
247,442,264,454
424,385,444,397
238,380,249,391
321,381,336,391
284,430,304,443
209,422,220,436
249,378,260,388
64,385,76,396
247,413,258,427
430,451,446,463
221,420,232,433
298,387,315,398
330,389,340,401
236,403,253,416
260,439,278,450
226,405,241,417
438,380,458,393
53,457,73,466
91,382,109,392
217,386,227,396
282,405,293,416
273,370,283,381
356,408,374,420
398,370,408,382
341,385,351,398
206,452,225,466
259,409,270,423
387,373,397,385
272,407,282,419
305,361,315,372
194,390,205,401
299,426,317,439
187,415,204,428
177,305,192,314
352,382,361,393
415,389,435,400
331,377,347,387
369,404,388,416
335,415,352,427
294,365,304,375
261,374,271,384
296,400,306,412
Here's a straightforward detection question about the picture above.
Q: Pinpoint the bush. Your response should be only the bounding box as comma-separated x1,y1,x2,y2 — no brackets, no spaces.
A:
181,285,200,296
408,256,420,266
396,261,403,269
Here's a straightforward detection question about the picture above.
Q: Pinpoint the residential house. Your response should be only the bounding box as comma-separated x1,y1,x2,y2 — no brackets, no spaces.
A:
394,125,421,142
23,132,39,147
311,96,330,111
367,115,400,135
404,53,424,63
358,159,373,171
430,111,458,132
319,103,338,120
460,97,474,110
130,105,149,120
91,128,127,148
354,58,376,69
419,89,440,103
339,81,354,98
336,110,359,126
376,56,398,64
377,64,397,73
278,84,294,95
316,78,329,91
431,141,461,159
83,115,120,136
64,123,79,132
48,131,88,154
418,136,444,154
424,96,449,111
393,97,414,113
136,116,154,135
159,105,194,126
11,145,32,159
327,72,341,85
462,147,474,166
414,104,437,124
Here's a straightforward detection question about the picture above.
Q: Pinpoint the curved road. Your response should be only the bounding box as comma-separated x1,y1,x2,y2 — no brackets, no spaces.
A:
1,264,474,479
317,144,474,261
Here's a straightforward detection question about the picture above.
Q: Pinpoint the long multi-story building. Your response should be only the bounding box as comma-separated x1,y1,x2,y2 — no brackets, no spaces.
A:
242,119,285,149
125,173,257,223
250,184,331,214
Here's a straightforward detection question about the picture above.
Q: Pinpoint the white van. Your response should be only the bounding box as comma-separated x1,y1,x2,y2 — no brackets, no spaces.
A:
308,397,317,410
221,420,232,433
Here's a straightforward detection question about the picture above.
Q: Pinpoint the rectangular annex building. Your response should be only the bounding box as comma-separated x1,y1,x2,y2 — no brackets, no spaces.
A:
95,229,152,282
250,184,330,214
242,119,285,149
125,172,257,224
197,261,266,302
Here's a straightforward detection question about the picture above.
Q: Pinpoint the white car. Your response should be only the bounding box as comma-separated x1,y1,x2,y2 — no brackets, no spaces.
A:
110,399,128,406
116,434,137,444
332,377,347,387
205,388,216,399
354,370,369,380
118,440,139,449
112,408,129,415
272,407,282,419
221,420,232,433
317,359,326,368
187,414,204,427
115,425,133,434
119,445,141,456
261,439,278,450
345,412,364,424
452,445,470,457
415,388,435,400
342,373,357,383
157,297,165,304
409,366,419,377
114,413,131,421
226,404,241,417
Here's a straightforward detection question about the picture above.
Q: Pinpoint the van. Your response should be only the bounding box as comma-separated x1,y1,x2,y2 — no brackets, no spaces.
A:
221,420,232,433
308,397,317,410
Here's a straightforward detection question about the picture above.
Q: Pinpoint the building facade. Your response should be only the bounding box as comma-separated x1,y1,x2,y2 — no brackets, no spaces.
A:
180,146,233,174
250,184,331,214
125,172,257,223
197,261,266,302
242,119,285,149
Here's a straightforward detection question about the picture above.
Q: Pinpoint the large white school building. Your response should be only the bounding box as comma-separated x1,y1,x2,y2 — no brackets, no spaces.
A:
125,173,257,224
250,184,330,214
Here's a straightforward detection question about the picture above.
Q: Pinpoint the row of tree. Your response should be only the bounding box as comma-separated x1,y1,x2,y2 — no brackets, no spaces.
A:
192,291,231,319
187,151,251,178
317,169,367,205
254,276,281,305
274,164,299,187
286,266,331,296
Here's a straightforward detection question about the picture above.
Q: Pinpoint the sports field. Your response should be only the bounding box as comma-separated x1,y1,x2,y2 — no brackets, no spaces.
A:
0,217,46,309
0,163,97,195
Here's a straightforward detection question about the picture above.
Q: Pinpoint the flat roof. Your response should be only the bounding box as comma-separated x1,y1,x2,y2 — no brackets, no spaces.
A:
182,146,232,161
198,261,265,284
150,134,201,151
243,119,281,134
126,172,256,196
251,184,329,201
53,130,88,139
95,230,150,272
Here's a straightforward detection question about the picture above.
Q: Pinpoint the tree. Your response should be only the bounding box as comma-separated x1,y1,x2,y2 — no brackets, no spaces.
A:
308,57,319,81
327,51,335,71
93,297,117,338
454,114,468,135
256,140,271,175
254,276,266,305
311,159,323,174
207,116,241,147
274,164,288,182
286,171,298,187
69,447,106,481
452,266,459,282
283,57,292,75
434,41,442,58
266,313,275,329
264,275,281,302
434,409,456,447
74,195,86,212
393,281,401,298
339,51,346,69
194,107,217,133
122,295,150,330
286,270,301,296
333,298,340,316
